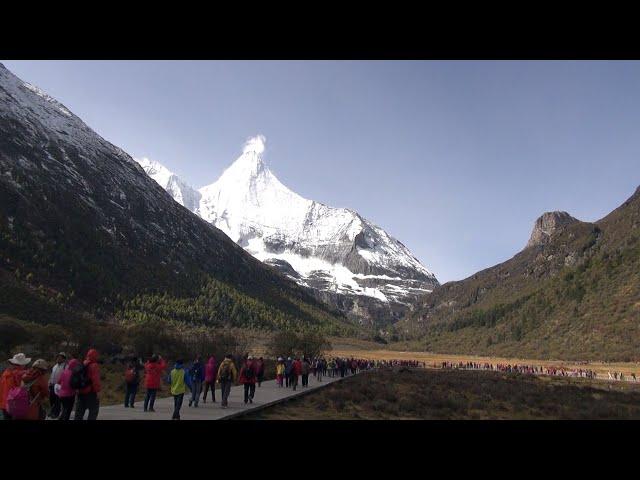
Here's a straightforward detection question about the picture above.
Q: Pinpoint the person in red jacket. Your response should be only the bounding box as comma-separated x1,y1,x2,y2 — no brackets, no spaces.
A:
0,353,31,420
239,355,257,404
143,354,166,412
291,357,302,391
203,356,217,403
17,359,49,421
74,348,101,420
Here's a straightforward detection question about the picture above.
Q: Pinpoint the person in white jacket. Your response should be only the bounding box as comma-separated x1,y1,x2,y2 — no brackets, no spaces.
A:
48,352,67,418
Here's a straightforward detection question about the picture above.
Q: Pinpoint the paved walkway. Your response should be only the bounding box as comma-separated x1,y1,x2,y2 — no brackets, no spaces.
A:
99,373,357,420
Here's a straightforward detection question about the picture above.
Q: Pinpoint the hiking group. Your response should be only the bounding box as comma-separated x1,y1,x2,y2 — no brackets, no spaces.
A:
167,354,265,419
1,349,378,420
0,349,101,421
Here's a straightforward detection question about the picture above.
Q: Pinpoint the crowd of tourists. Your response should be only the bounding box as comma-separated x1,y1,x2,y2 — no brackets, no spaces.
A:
0,350,101,421
135,354,379,419
273,356,375,390
3,347,636,421
0,349,378,421
434,360,636,381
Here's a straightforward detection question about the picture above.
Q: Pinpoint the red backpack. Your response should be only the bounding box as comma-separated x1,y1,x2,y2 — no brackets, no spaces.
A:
125,367,138,384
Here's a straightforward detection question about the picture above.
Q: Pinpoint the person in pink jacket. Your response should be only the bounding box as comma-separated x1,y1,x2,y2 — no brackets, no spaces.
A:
203,356,217,403
74,348,101,420
143,354,166,412
56,358,79,421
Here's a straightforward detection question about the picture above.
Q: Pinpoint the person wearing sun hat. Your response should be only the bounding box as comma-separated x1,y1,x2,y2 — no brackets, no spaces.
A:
15,358,49,420
0,353,31,420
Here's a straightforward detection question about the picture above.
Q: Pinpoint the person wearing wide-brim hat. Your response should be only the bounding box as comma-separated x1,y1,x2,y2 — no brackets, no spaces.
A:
0,353,31,420
17,359,49,420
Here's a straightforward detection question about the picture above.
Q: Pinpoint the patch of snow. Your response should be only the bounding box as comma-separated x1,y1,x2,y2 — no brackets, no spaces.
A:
252,249,392,302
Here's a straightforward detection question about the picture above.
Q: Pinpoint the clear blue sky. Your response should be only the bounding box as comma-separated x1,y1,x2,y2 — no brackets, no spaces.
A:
3,60,640,283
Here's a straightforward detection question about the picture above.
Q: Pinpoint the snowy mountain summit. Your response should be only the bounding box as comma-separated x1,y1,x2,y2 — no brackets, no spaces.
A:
138,140,439,326
136,157,201,212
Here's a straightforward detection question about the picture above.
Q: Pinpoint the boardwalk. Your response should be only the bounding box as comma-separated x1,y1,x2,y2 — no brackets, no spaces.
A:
99,373,354,420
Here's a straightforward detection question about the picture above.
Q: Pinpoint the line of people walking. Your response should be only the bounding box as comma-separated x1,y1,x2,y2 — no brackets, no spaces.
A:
1,348,373,421
167,354,266,419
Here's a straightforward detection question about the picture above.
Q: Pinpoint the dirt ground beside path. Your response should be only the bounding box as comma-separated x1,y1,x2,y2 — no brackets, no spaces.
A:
240,367,640,420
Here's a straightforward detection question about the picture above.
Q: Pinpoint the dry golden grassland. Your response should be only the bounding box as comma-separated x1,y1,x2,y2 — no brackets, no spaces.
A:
329,347,640,378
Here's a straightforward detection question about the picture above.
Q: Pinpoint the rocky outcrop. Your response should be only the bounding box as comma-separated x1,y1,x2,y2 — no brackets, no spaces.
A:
525,211,581,249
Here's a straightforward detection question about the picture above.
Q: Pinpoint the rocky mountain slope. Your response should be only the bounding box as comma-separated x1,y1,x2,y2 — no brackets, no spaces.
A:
399,187,640,361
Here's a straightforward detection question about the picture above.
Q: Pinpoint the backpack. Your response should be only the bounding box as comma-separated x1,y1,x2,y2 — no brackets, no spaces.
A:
190,364,202,382
70,363,91,390
244,364,254,380
219,362,231,381
6,378,40,419
125,366,138,384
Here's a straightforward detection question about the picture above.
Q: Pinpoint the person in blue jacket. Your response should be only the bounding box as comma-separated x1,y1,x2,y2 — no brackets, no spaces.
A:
188,357,205,407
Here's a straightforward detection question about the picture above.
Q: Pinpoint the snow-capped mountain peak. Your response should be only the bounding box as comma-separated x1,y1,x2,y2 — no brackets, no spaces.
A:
198,151,312,240
135,157,201,212
136,157,174,185
140,143,439,327
218,150,270,180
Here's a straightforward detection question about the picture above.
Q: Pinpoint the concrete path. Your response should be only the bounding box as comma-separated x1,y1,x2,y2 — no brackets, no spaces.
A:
99,373,356,420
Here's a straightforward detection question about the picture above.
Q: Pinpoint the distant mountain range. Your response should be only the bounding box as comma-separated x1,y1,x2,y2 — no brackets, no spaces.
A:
138,151,438,328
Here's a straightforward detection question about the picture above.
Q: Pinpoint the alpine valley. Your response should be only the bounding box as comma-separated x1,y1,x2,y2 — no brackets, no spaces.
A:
2,60,638,363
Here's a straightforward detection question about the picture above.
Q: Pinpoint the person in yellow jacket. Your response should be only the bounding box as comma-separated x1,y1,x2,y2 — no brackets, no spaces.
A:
167,359,192,420
276,357,285,388
217,354,237,409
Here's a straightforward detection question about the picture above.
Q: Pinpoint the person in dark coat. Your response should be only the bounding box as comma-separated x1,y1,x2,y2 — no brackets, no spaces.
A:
256,357,265,387
124,357,143,408
239,356,257,404
188,357,205,407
